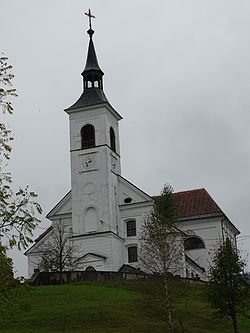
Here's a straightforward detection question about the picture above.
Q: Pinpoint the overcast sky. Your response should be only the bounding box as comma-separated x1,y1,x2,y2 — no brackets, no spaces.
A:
1,0,250,276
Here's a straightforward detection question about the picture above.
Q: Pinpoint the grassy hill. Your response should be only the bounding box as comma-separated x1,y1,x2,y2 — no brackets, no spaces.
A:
0,280,249,333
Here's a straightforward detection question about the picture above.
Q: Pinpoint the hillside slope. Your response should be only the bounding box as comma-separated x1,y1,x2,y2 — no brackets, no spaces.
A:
0,282,249,332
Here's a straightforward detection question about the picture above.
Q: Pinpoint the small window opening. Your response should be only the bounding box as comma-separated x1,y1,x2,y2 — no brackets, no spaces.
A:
128,246,138,263
110,127,116,152
94,81,98,88
124,197,132,204
81,124,95,149
126,220,136,237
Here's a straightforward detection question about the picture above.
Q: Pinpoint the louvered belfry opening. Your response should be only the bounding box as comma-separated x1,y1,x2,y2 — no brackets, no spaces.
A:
81,124,95,149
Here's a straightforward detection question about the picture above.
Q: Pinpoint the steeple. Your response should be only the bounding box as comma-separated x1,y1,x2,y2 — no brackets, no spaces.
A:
66,10,109,111
82,28,104,90
82,28,103,74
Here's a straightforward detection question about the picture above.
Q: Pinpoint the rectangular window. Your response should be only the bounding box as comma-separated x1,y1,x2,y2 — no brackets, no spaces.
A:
128,246,138,263
126,220,136,237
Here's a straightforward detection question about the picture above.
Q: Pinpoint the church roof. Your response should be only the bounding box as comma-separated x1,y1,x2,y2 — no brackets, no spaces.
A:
173,188,222,220
34,225,53,243
66,88,109,110
82,35,103,74
24,225,53,255
153,188,223,220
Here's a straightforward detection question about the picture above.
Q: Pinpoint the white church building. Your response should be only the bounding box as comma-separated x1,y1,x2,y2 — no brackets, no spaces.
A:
25,16,240,280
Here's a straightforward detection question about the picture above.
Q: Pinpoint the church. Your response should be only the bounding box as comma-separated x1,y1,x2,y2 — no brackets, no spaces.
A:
25,12,240,280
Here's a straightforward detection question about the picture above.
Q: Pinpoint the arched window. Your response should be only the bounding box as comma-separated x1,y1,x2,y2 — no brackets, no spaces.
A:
110,127,116,152
81,124,95,149
184,236,205,250
85,266,96,272
85,207,98,233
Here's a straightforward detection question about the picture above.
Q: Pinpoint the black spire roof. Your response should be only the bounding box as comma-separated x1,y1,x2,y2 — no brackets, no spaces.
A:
66,26,110,111
82,29,103,74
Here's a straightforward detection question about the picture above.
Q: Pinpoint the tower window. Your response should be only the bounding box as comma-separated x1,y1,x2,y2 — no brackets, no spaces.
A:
126,220,136,237
81,124,95,149
110,127,116,152
184,236,205,250
128,246,138,263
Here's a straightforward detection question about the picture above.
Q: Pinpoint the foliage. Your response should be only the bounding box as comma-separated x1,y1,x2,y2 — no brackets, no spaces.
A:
140,184,183,275
0,243,14,301
0,55,42,250
207,238,249,333
139,183,185,332
0,243,30,314
38,221,79,283
0,56,17,114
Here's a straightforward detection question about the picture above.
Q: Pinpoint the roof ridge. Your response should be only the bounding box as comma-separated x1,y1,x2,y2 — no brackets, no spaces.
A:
152,188,207,198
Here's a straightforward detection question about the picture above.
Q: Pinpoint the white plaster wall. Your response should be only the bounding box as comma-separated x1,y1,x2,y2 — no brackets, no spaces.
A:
71,147,120,235
76,254,105,271
69,105,121,238
120,202,153,266
111,236,125,270
68,106,120,153
73,233,124,271
120,203,152,240
222,219,238,244
118,180,153,206
180,217,223,272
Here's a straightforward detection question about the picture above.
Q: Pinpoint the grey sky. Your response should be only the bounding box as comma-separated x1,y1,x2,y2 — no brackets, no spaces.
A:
1,0,250,276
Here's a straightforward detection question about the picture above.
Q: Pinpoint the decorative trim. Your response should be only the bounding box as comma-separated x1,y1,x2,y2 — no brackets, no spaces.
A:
70,144,121,157
71,230,124,241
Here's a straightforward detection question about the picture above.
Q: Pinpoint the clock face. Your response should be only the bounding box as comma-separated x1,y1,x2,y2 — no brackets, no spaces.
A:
82,155,96,169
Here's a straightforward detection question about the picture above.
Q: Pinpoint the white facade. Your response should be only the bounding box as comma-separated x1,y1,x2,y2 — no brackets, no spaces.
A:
25,25,240,280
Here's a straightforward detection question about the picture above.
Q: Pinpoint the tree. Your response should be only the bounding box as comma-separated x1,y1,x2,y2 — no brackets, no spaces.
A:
139,184,185,333
0,243,14,303
0,55,42,250
207,238,249,333
38,220,79,284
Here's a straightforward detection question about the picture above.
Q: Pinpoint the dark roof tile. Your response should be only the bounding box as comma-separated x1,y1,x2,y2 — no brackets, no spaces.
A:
154,188,223,219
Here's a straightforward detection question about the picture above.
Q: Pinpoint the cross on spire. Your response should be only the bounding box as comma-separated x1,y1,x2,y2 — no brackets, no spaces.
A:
85,9,95,31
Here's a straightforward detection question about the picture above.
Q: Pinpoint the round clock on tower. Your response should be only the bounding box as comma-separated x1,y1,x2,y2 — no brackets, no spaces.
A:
82,155,96,169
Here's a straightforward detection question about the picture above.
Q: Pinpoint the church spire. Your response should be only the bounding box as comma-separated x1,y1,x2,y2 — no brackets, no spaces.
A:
82,9,104,87
66,9,109,111
82,29,103,76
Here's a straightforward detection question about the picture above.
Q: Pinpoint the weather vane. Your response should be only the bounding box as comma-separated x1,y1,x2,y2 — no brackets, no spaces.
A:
85,9,95,30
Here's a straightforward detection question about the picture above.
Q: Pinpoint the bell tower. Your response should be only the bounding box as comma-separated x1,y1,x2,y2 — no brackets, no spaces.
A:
65,10,122,239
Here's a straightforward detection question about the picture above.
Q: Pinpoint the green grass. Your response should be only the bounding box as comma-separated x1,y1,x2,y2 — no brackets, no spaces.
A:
0,281,249,332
